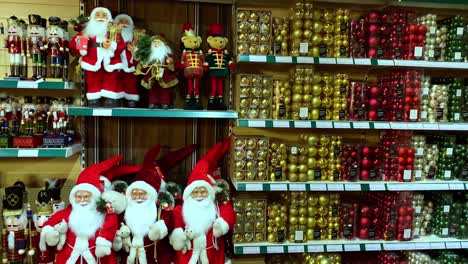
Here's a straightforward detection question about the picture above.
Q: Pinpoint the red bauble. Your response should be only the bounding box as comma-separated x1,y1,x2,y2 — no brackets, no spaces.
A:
408,34,416,42
368,49,377,58
368,110,377,120
361,146,371,156
404,96,413,104
418,25,427,35
359,229,369,239
369,86,381,97
368,12,380,23
406,157,414,164
369,98,380,109
360,217,370,227
399,207,407,216
368,36,379,47
417,35,425,42
398,156,406,166
409,24,417,34
407,148,415,156
369,24,380,35
361,170,370,179
361,206,370,215
397,148,407,156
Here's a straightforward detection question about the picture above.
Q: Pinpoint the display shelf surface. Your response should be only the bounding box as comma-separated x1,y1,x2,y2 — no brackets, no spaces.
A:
0,143,81,158
237,119,468,131
234,236,468,255
237,55,468,69
233,180,467,192
0,80,75,89
68,107,239,119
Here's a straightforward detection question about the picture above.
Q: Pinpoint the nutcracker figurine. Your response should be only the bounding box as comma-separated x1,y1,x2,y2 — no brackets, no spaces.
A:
46,178,66,214
40,18,48,78
43,17,65,79
34,97,47,134
2,186,29,264
47,99,65,134
5,16,25,78
114,14,139,107
59,20,69,81
32,189,54,264
21,96,35,135
134,34,179,109
204,23,234,110
181,23,204,110
18,19,28,78
27,14,45,80
0,98,13,133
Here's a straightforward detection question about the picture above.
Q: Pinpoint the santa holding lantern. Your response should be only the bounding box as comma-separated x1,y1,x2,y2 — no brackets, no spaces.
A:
40,156,123,264
170,137,236,264
69,7,126,107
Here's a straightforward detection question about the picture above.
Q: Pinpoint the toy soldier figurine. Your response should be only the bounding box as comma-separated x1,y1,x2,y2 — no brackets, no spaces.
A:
40,18,48,78
46,179,66,214
18,19,28,78
2,186,29,264
59,20,70,81
181,23,204,110
34,97,47,134
21,96,35,135
27,14,45,80
44,17,64,79
0,98,12,133
5,16,24,78
32,189,55,264
204,23,234,110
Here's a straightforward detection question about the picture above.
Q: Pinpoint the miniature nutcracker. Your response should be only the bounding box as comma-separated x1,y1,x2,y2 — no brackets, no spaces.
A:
21,96,35,135
27,14,45,80
44,17,65,79
32,189,54,264
134,34,179,109
69,7,126,107
0,98,13,133
5,16,25,78
169,138,236,264
47,99,65,134
181,23,204,110
59,20,70,81
34,97,47,134
204,23,234,110
45,179,66,214
2,186,28,264
40,18,48,78
115,14,139,107
18,19,28,78
10,97,22,134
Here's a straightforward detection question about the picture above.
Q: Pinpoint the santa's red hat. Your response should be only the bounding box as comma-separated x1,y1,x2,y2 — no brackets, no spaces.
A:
182,136,231,201
100,164,142,192
69,155,123,203
208,135,231,180
208,23,224,37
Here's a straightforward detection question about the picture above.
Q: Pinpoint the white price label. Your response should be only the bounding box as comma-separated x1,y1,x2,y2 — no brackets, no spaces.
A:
454,113,460,121
273,120,290,128
457,27,464,36
428,49,435,58
307,245,324,252
455,52,462,60
289,183,306,191
414,243,430,250
446,242,461,249
249,55,267,62
352,121,370,129
443,205,450,213
18,80,38,89
93,109,113,116
315,121,333,128
354,58,371,65
17,149,39,157
333,121,351,129
414,47,423,57
245,184,263,191
430,26,436,34
270,184,288,191
444,170,452,179
319,58,336,64
248,120,266,127
409,109,418,120
294,121,312,128
344,244,360,252
446,148,453,156
456,89,462,97
344,183,361,191
309,183,327,191
326,244,343,252
421,111,428,119
336,58,354,65
288,245,304,253
414,170,422,180
430,242,445,249
373,122,391,129
414,206,422,214
442,228,449,236
365,244,381,251
403,170,412,180
299,107,309,119
295,230,304,241
413,227,420,236
327,183,344,191
404,229,411,239
267,246,284,253
243,247,260,254
275,56,293,63
422,87,430,95
291,147,298,154
416,148,424,156
300,43,309,54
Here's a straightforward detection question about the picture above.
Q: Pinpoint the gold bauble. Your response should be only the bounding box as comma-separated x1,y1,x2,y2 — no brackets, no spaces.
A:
248,109,259,118
323,23,334,33
303,94,312,103
248,33,259,42
322,85,333,96
289,172,298,182
246,171,255,180
238,11,249,22
280,29,288,36
260,12,270,23
303,84,312,94
267,234,276,242
289,207,299,216
307,229,315,240
311,96,321,108
307,157,317,168
238,44,248,54
318,195,330,206
307,217,316,228
318,146,328,157
317,217,328,228
311,84,322,96
311,109,319,119
299,164,308,173
238,22,249,34
311,34,321,45
249,12,259,22
293,29,303,39
292,84,303,94
262,88,271,98
303,29,313,40
292,19,304,29
298,172,307,182
322,34,333,46
288,164,298,173
304,19,313,29
309,195,318,205
317,158,328,169
240,87,250,97
320,135,330,145
313,21,323,32
234,171,244,180
312,10,322,20
238,33,248,42
248,45,258,54
259,44,270,55
307,135,318,145
289,216,299,225
310,46,320,57
292,94,303,103
299,216,307,225
321,97,332,108
308,205,317,215
255,233,264,241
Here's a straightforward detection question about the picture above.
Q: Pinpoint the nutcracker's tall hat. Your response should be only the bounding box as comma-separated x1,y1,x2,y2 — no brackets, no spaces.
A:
100,164,142,192
69,155,123,204
46,178,66,203
40,18,47,29
8,16,18,27
28,14,42,26
2,186,24,216
35,189,53,215
48,17,61,27
127,144,197,202
208,23,224,37
60,20,69,31
183,136,232,201
182,23,195,37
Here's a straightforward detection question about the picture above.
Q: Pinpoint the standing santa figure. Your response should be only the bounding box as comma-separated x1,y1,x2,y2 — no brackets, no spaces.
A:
114,14,139,108
134,34,179,109
69,7,126,107
40,156,123,264
170,138,236,264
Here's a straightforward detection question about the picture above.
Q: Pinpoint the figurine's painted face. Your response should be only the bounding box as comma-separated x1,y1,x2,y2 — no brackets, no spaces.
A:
130,188,147,203
152,38,162,48
74,190,92,206
191,186,209,201
47,26,62,40
8,25,18,35
94,11,109,22
3,211,27,231
52,201,65,212
28,26,40,37
33,214,51,230
117,17,131,28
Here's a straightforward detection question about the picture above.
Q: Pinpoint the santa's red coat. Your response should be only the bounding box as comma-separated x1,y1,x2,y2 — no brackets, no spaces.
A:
172,201,236,264
42,206,119,264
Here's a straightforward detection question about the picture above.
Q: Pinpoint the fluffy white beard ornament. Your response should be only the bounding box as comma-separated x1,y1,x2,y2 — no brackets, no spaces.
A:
149,44,171,64
83,19,108,38
183,196,216,235
124,198,156,238
69,199,105,239
120,26,134,43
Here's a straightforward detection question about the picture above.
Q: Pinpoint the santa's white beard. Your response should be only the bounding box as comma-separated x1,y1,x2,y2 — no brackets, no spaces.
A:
124,199,157,238
69,200,105,239
183,197,216,235
83,19,109,38
149,45,171,64
121,27,134,43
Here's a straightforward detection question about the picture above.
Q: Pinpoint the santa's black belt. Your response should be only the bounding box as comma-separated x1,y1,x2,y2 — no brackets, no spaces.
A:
88,42,102,48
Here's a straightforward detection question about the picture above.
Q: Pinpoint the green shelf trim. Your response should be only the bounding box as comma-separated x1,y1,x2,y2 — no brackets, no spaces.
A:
0,144,81,158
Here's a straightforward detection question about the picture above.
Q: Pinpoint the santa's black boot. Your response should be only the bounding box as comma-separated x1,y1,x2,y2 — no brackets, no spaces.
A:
217,96,228,110
207,96,217,110
88,99,100,107
127,100,137,108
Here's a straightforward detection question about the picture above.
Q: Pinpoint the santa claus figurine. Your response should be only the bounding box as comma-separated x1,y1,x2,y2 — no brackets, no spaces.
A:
134,34,179,109
69,7,126,107
32,189,55,264
40,156,123,264
5,16,25,78
114,14,139,108
169,138,236,264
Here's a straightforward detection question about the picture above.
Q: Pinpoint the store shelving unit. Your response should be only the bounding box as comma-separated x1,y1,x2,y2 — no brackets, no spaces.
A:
0,143,82,158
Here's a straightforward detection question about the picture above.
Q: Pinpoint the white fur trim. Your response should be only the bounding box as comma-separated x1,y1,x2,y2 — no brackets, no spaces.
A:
86,92,101,100
215,217,229,236
40,225,54,251
156,220,168,239
126,181,157,202
120,51,136,72
96,237,112,247
80,58,103,72
124,93,139,101
69,183,101,205
80,50,88,56
101,190,127,214
109,41,117,52
103,56,122,72
169,228,186,251
182,180,215,201
100,176,112,192
101,89,125,100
